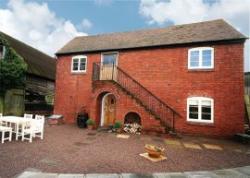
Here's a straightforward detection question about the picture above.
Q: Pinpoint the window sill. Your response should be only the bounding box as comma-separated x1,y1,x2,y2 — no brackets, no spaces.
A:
71,71,87,75
186,121,215,127
188,69,214,72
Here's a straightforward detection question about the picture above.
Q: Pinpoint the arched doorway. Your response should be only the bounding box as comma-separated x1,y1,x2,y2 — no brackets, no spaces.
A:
124,112,141,125
100,93,116,127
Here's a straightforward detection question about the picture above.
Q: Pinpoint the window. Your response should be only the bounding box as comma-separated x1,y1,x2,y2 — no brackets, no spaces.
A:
187,97,214,123
188,47,214,69
0,45,6,59
71,55,87,73
102,52,118,66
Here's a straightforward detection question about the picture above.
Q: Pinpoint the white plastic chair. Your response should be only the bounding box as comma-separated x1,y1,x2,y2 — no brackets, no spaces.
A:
21,121,33,143
33,115,45,139
0,113,8,126
24,114,33,119
0,114,12,143
22,115,45,142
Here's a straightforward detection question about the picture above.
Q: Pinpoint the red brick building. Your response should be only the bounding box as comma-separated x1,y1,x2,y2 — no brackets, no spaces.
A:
54,19,247,137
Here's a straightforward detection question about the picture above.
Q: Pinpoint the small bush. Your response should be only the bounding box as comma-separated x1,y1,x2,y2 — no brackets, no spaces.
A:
86,119,95,126
113,121,122,129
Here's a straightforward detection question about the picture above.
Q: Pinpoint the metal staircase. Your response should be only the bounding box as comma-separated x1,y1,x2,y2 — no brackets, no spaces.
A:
92,62,178,132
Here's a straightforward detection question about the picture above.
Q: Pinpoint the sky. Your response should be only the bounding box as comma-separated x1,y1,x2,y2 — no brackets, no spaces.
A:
0,0,249,71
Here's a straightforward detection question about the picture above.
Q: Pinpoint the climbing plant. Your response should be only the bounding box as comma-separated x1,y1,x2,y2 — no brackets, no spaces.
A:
0,34,27,96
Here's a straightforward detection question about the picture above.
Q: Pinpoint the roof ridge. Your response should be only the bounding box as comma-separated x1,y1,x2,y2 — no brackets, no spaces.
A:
74,19,225,39
0,31,56,80
0,31,54,59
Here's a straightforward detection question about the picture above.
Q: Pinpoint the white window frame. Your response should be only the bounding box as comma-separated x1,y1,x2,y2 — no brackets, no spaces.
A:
187,97,214,123
188,47,214,69
71,55,87,73
0,45,6,59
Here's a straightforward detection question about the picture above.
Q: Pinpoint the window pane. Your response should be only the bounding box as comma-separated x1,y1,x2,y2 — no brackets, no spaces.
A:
103,54,117,65
73,58,79,71
80,58,86,70
189,105,198,119
189,99,199,105
190,50,199,67
201,100,211,106
202,50,212,67
201,105,211,120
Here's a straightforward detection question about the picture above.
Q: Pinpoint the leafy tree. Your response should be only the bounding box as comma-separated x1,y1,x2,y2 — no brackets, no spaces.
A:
0,34,27,97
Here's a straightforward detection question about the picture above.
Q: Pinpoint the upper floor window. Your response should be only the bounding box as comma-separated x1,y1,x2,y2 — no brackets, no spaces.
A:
187,97,214,123
0,45,6,60
188,47,214,69
102,52,118,66
71,55,87,73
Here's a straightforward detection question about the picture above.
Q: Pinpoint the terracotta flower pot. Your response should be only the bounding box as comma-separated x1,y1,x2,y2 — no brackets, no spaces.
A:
87,125,94,130
116,128,122,133
145,144,164,158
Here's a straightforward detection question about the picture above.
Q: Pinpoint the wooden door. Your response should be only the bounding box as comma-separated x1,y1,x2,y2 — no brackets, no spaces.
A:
101,53,117,80
103,94,116,126
4,89,24,116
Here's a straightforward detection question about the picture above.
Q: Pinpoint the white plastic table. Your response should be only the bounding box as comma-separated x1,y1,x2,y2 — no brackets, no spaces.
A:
0,116,31,140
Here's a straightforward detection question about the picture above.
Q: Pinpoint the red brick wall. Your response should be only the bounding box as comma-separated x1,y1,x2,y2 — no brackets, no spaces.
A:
54,42,245,137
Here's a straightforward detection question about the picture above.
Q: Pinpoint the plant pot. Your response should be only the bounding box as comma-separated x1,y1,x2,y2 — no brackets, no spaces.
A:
87,125,94,130
116,128,122,133
145,144,164,158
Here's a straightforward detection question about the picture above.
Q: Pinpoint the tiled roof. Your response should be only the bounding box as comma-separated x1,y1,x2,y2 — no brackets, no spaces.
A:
57,19,247,55
0,32,56,80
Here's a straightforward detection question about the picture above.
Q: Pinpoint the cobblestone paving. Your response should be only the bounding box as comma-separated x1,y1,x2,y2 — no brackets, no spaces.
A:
0,125,249,178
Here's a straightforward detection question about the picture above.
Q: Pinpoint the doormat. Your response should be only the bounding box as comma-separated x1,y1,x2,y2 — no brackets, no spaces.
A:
116,134,130,139
139,153,167,162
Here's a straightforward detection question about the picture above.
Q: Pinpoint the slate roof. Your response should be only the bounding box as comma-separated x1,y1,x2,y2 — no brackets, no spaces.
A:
57,19,247,55
0,32,55,80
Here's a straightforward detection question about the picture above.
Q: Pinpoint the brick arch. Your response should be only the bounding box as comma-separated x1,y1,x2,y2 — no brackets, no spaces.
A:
124,112,141,125
90,82,162,130
92,83,121,126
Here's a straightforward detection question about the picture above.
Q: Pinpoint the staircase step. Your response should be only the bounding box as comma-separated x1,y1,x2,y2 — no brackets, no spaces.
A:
97,126,112,132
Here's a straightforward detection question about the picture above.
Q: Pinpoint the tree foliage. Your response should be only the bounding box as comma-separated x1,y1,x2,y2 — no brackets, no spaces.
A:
0,35,27,96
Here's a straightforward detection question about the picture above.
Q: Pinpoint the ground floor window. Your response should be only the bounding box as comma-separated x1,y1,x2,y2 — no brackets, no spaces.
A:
187,97,214,123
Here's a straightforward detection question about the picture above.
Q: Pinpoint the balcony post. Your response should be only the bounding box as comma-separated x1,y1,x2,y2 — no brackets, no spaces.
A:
112,62,114,80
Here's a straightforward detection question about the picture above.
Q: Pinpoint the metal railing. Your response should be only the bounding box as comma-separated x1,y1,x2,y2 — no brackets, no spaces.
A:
92,62,178,131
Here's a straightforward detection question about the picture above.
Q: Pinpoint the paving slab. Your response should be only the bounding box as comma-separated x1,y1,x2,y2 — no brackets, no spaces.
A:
39,158,58,166
153,172,186,178
202,144,223,151
233,149,244,153
246,150,250,154
184,171,219,178
233,166,250,176
212,168,246,178
164,140,182,148
121,173,154,178
17,171,41,178
58,174,85,178
183,143,202,150
86,174,120,178
18,172,58,178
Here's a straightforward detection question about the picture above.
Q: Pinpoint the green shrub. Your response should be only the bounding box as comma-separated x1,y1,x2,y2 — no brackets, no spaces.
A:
0,34,27,96
113,121,122,129
86,119,95,126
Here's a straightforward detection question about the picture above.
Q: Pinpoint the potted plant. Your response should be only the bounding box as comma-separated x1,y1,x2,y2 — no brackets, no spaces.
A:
113,121,122,133
145,144,165,158
86,119,95,130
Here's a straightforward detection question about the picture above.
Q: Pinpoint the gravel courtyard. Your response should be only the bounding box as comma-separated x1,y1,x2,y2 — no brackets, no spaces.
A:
0,124,250,178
